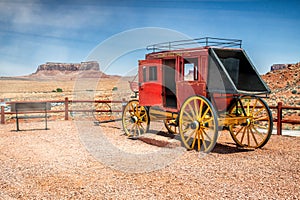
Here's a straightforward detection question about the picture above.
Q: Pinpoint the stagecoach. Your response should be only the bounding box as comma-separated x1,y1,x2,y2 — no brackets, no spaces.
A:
122,37,273,152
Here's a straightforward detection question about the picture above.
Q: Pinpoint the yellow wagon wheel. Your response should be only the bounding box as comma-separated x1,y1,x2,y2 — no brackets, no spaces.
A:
164,119,178,134
179,95,218,152
122,100,149,138
228,96,273,148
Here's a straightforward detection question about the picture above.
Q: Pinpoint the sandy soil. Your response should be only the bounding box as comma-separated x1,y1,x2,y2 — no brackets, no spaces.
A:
0,74,299,199
0,120,299,199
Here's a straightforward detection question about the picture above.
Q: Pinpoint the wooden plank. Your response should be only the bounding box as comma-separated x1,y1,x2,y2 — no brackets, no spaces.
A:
11,102,51,112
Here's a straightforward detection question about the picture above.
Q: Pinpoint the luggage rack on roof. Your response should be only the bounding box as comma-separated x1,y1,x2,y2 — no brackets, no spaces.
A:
146,37,242,52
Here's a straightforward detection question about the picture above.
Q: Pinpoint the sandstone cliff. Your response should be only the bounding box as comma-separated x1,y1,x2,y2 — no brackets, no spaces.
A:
35,61,100,72
31,61,109,79
262,62,300,107
262,62,300,128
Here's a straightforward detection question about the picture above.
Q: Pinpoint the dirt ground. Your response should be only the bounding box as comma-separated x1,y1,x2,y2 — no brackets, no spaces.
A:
0,76,299,199
0,119,299,199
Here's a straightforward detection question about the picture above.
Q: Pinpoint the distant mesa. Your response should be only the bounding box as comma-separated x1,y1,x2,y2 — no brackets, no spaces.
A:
270,64,291,71
31,61,110,79
35,61,100,73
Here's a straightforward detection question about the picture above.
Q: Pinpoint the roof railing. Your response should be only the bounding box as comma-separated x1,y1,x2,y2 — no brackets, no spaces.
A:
146,37,242,52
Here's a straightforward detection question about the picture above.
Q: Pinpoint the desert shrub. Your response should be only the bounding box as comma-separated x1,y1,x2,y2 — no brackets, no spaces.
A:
112,87,118,91
54,88,63,92
291,89,297,94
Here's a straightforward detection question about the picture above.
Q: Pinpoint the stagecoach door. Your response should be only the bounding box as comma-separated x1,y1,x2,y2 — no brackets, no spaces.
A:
138,59,163,106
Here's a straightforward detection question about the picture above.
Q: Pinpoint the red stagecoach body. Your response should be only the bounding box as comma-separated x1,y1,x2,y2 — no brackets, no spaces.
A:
138,43,269,112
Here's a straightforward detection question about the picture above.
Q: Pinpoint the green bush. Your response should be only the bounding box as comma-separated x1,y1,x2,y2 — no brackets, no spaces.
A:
291,89,297,94
52,88,63,93
56,88,63,92
112,86,118,91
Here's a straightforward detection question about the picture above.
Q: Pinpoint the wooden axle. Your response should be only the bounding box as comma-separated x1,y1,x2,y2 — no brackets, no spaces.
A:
149,106,250,127
149,106,178,121
218,114,249,127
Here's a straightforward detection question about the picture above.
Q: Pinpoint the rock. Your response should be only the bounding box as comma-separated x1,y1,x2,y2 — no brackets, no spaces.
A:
29,61,113,79
35,61,100,72
139,133,181,148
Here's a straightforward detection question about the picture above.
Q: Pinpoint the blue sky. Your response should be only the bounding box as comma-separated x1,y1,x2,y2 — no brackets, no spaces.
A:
0,0,299,76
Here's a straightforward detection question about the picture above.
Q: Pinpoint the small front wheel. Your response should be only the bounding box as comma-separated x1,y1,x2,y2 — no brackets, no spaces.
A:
122,100,150,138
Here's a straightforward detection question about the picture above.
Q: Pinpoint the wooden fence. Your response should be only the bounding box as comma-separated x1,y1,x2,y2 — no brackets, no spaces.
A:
0,97,126,124
269,102,300,135
1,97,299,135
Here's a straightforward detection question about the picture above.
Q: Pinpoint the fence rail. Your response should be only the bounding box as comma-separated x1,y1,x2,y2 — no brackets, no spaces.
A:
1,97,126,123
269,102,300,135
1,97,299,135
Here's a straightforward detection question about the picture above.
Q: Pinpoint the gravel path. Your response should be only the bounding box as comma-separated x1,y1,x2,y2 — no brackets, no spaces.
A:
0,120,299,199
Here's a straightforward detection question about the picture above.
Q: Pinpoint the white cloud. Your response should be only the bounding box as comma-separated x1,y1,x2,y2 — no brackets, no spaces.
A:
0,1,111,32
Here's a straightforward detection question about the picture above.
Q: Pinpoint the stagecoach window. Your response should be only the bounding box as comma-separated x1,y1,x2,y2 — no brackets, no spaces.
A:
184,63,194,81
184,58,198,81
149,66,157,81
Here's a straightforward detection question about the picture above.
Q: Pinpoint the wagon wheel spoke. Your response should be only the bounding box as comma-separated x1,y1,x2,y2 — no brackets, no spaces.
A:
130,103,135,115
188,103,197,120
251,98,258,114
197,132,200,151
179,96,218,152
246,101,250,116
253,116,268,122
202,117,213,125
252,125,266,140
235,126,245,137
194,99,199,119
129,123,136,136
202,128,212,143
185,129,196,144
191,131,197,149
197,100,204,121
228,96,273,148
240,126,247,145
200,131,208,151
253,107,265,117
247,127,250,147
200,107,210,121
183,110,194,122
249,127,259,147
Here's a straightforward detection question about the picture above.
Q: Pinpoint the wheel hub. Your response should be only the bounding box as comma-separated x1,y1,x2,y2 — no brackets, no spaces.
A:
191,121,200,130
131,116,138,123
246,118,251,126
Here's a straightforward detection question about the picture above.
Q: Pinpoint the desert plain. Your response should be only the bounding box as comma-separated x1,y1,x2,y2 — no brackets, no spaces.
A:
0,73,299,199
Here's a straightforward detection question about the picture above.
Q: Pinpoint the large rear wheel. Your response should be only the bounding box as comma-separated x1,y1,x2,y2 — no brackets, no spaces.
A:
178,96,218,152
122,100,149,138
228,96,273,148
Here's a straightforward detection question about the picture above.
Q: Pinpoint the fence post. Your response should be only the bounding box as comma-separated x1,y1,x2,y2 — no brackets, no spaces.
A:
122,98,126,112
277,102,282,135
1,106,4,124
65,97,69,120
